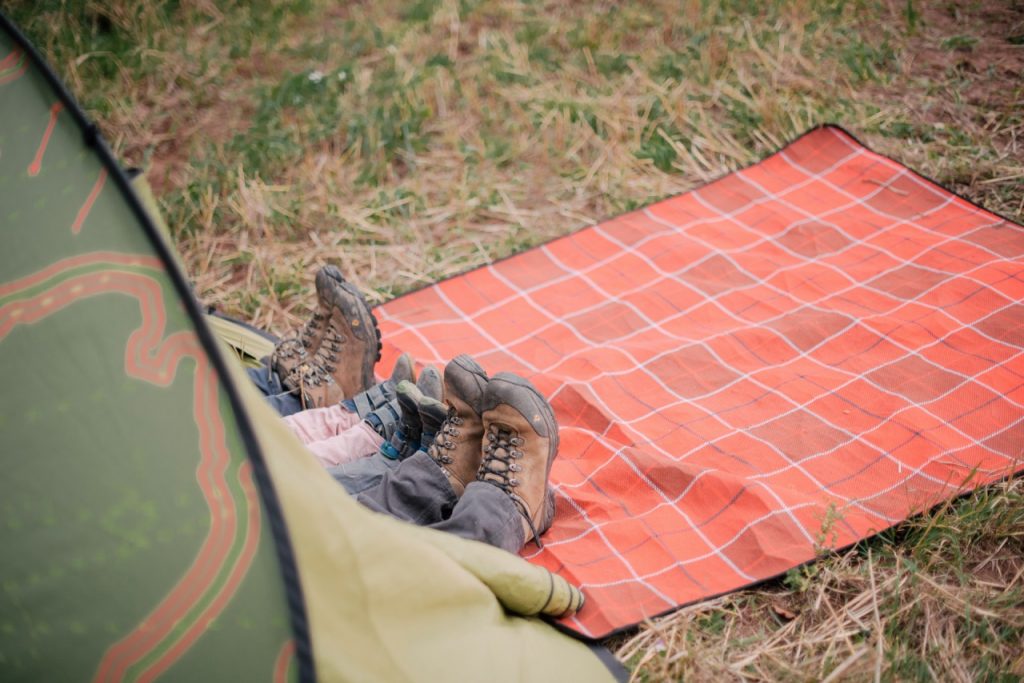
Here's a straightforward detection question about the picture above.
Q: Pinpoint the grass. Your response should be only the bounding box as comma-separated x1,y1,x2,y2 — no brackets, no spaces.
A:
6,0,1023,679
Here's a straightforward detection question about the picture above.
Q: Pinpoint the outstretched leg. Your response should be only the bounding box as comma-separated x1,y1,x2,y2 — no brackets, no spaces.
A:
246,358,302,416
356,360,559,555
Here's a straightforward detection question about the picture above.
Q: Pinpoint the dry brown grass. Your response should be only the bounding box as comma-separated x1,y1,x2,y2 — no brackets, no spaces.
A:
612,475,1024,681
17,0,1022,335
8,0,1023,679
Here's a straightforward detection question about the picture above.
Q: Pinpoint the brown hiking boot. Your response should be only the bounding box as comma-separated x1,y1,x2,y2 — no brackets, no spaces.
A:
426,354,489,497
271,265,343,378
478,372,559,548
287,275,382,407
294,368,344,409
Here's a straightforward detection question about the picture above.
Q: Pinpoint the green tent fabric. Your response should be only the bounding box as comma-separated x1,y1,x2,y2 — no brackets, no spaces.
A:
0,15,619,682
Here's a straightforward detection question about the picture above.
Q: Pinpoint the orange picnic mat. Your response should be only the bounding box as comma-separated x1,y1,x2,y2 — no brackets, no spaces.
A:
374,125,1024,638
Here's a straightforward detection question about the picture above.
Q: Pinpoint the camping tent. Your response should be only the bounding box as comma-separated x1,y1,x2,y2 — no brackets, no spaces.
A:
0,14,621,682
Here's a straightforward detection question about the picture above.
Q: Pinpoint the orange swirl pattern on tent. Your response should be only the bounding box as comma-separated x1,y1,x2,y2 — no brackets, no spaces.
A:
0,257,262,679
375,126,1024,638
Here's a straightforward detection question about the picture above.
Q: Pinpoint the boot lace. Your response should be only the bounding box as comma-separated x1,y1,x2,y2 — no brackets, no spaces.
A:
274,338,301,360
298,311,326,349
293,336,338,407
480,425,543,547
427,408,463,466
310,327,343,374
275,311,326,361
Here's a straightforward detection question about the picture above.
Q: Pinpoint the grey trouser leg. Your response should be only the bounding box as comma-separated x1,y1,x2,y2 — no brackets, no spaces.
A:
246,358,302,416
357,451,525,553
328,453,402,496
439,482,526,554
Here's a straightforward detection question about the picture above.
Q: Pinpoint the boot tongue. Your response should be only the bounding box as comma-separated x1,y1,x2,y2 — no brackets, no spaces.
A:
427,406,458,465
480,425,515,489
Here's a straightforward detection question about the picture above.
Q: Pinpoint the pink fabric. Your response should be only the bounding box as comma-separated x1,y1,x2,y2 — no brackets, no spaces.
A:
283,404,362,445
303,421,384,468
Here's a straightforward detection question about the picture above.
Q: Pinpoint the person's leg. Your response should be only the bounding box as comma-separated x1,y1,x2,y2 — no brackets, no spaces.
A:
246,360,278,396
299,395,411,468
247,357,290,395
284,353,416,445
356,358,558,554
357,451,456,525
327,452,402,496
354,451,528,553
284,403,362,444
305,421,384,468
357,355,488,525
263,391,304,417
246,359,303,416
326,370,446,495
424,368,560,552
431,481,525,553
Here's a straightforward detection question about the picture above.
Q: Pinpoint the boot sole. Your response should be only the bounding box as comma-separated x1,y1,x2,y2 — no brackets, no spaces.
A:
320,265,381,361
315,264,345,298
327,277,383,387
540,487,556,536
482,372,559,446
445,354,489,413
416,364,443,402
